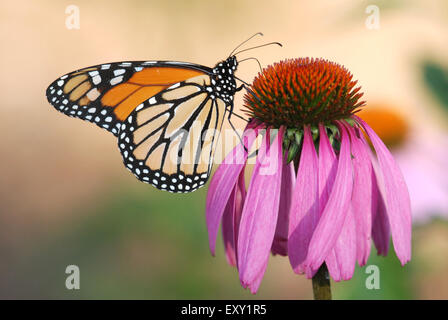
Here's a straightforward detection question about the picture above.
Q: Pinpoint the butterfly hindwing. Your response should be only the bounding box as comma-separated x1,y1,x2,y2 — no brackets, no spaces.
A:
118,75,227,192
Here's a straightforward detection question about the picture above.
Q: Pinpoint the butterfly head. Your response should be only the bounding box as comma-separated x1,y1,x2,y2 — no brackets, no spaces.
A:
210,56,238,104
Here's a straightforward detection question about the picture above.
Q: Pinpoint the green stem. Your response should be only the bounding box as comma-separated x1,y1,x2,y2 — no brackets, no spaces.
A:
312,263,332,300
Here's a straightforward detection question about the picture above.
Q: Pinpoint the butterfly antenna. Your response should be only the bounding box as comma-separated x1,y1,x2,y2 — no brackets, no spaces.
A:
228,32,264,57
233,42,282,56
238,57,263,73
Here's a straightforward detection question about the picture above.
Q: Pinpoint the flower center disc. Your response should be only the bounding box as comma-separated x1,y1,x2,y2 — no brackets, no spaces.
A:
243,58,365,128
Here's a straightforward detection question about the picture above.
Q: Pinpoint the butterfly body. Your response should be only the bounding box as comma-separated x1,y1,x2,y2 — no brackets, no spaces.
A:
46,57,240,193
209,56,238,104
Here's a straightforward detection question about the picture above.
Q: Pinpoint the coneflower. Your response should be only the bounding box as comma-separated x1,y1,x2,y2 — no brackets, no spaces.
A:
205,58,411,297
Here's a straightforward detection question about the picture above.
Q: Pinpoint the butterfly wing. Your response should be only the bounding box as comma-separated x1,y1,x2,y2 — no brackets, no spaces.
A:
46,61,211,136
47,60,235,193
118,74,228,193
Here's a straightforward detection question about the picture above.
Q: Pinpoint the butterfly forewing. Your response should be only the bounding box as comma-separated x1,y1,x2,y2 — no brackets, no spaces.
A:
46,61,211,136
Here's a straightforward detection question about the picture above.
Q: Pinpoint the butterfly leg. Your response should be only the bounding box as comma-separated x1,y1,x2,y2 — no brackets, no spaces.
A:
236,83,261,104
226,87,248,123
226,104,249,153
227,110,248,123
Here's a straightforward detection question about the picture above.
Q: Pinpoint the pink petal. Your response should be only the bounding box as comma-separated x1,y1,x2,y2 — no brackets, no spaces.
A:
272,153,295,256
288,126,319,274
371,158,391,256
305,123,353,271
246,261,267,294
238,128,284,287
325,252,340,281
355,116,412,265
330,207,357,280
222,189,237,266
317,124,338,206
206,126,257,256
347,124,373,266
311,124,356,281
221,169,246,267
316,124,340,280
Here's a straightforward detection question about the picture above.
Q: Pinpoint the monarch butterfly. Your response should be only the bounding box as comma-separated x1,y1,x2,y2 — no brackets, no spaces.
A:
46,34,280,193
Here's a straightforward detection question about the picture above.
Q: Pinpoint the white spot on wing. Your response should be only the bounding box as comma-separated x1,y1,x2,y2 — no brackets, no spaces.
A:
114,69,125,76
168,83,180,90
92,75,101,85
110,76,123,85
86,88,101,101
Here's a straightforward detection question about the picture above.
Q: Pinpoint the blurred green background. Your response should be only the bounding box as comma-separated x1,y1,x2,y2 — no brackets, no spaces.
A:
1,0,447,299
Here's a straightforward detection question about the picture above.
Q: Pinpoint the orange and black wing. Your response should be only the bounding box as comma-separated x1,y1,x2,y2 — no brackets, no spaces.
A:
46,61,212,136
46,58,239,193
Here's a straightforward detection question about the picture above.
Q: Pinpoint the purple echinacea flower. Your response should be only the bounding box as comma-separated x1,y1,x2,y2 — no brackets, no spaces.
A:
206,58,412,294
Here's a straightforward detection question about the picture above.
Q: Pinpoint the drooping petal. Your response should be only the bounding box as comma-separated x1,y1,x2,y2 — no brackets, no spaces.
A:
355,116,412,265
272,152,295,256
317,124,338,206
238,128,284,288
371,157,391,256
247,260,267,294
347,124,373,266
206,126,257,256
288,126,319,274
222,169,246,267
316,124,340,280
222,188,237,266
233,170,247,266
305,123,353,271
330,207,357,280
313,124,356,281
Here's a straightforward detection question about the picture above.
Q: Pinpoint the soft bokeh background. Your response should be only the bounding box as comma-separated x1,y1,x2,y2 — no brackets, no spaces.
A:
1,0,447,299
